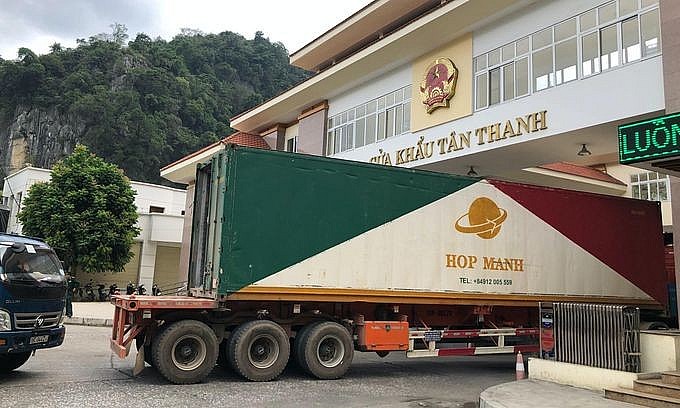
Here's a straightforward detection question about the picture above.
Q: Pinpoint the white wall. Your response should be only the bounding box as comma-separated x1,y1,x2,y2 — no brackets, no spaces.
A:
1,167,52,234
131,181,185,216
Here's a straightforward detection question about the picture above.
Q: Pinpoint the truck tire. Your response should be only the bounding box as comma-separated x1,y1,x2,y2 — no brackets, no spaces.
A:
0,352,31,373
151,320,218,384
228,320,290,382
296,321,353,380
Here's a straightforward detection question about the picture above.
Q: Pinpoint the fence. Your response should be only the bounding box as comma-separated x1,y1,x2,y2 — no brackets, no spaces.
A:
541,302,640,373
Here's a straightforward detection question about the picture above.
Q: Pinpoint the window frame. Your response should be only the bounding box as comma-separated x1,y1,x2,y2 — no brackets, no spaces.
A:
473,0,661,111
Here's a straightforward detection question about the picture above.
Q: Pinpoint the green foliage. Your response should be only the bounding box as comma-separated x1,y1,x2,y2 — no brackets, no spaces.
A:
0,26,309,183
18,145,140,275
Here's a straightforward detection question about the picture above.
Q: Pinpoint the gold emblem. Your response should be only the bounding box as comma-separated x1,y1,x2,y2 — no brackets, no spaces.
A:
455,197,507,239
420,58,458,114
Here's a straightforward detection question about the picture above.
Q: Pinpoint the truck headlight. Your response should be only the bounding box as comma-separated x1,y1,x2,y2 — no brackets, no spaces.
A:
0,309,11,331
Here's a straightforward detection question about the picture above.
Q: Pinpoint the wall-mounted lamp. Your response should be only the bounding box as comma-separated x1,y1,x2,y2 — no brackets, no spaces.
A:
467,166,478,177
577,144,592,156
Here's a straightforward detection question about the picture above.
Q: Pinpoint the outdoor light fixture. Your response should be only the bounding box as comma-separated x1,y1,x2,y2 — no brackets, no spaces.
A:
467,166,478,177
577,144,592,156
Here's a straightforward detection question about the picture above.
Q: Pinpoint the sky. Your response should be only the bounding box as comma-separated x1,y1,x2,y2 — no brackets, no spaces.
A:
0,0,368,59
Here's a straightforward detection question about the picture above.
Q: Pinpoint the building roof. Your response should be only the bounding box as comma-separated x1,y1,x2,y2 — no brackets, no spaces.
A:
537,162,626,186
290,0,442,72
223,132,270,150
160,132,269,184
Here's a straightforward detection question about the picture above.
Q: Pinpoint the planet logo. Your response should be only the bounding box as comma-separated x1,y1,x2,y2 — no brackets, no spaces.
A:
454,197,508,239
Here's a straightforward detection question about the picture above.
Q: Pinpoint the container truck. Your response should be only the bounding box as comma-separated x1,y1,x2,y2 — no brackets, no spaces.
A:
0,234,67,372
110,145,669,384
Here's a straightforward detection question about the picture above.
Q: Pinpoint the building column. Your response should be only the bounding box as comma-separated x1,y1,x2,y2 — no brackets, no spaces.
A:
137,240,158,290
661,0,680,323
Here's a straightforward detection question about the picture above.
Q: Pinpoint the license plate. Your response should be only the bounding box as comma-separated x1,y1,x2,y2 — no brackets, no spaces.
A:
29,335,49,344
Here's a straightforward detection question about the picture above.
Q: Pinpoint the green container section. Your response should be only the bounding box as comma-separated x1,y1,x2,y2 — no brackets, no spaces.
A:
193,145,478,296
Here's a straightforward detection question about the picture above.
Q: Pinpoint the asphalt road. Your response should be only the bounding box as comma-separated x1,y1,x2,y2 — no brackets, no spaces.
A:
1,325,520,408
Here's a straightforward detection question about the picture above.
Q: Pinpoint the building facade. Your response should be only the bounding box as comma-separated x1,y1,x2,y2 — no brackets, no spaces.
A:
1,167,186,291
161,0,677,314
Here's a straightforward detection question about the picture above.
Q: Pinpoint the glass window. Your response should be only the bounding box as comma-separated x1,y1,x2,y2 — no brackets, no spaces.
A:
355,118,365,148
582,31,600,76
403,84,412,99
580,9,597,31
476,73,488,109
356,104,365,117
326,132,333,155
334,128,342,153
517,37,529,55
641,0,658,7
598,2,617,24
377,111,385,140
503,64,514,101
515,57,529,95
366,100,376,114
502,43,515,62
342,125,353,151
474,56,487,72
622,17,641,63
403,103,411,132
377,97,385,111
600,24,619,70
489,68,501,105
631,172,670,201
533,27,553,49
386,93,395,107
619,0,638,16
395,105,403,135
555,38,578,84
488,48,501,66
394,88,403,103
365,114,376,144
641,9,661,56
532,47,553,91
386,108,395,138
555,18,576,41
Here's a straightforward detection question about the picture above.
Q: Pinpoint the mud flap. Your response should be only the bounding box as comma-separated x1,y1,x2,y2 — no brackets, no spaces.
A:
133,346,145,376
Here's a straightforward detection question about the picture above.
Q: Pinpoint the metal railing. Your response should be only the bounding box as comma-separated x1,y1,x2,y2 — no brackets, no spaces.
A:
549,303,640,373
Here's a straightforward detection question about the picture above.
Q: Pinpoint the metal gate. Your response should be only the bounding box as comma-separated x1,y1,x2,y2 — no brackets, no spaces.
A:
541,303,640,373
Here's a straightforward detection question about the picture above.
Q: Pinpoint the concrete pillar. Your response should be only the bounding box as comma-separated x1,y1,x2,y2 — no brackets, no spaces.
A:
297,101,328,156
137,240,158,290
661,0,680,323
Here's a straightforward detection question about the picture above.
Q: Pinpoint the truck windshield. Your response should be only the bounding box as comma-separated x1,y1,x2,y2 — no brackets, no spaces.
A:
0,246,64,278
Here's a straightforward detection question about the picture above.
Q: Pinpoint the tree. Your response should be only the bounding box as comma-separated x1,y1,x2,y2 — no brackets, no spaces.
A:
18,145,140,275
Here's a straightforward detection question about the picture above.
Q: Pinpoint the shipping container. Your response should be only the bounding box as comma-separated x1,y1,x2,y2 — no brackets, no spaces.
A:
111,145,669,384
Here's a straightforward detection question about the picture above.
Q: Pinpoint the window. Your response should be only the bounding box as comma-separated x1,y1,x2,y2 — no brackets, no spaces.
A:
631,172,670,201
640,9,661,57
286,137,297,152
326,85,411,155
149,206,165,214
474,0,661,110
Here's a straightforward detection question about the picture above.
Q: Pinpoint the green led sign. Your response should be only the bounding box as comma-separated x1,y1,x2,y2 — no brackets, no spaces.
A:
619,112,680,164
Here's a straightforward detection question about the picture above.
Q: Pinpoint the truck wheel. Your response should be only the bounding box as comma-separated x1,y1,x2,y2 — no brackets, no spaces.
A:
0,352,31,373
151,320,218,384
296,321,353,380
228,320,290,382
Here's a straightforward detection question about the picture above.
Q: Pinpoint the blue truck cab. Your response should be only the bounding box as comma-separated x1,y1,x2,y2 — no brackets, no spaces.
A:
0,234,67,373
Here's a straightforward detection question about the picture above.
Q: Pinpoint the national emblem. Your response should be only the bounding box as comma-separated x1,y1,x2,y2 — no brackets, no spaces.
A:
419,57,458,113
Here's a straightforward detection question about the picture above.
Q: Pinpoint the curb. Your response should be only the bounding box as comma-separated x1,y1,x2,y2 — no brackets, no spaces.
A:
64,317,113,327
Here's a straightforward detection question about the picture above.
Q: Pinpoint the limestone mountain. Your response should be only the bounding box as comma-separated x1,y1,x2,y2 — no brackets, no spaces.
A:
0,29,309,183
